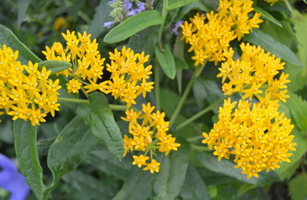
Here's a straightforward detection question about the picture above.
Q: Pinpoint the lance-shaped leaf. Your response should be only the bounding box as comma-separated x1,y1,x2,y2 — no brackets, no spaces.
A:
77,92,124,160
37,60,71,75
253,5,282,27
196,152,282,185
168,0,201,10
180,164,210,200
62,170,115,200
112,168,153,200
0,24,41,65
155,44,176,79
43,116,98,200
104,10,164,43
13,119,44,200
153,137,190,200
244,29,304,67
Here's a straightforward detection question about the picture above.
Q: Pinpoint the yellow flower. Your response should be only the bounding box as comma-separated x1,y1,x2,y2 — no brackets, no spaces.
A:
132,155,149,168
66,79,82,93
143,159,160,173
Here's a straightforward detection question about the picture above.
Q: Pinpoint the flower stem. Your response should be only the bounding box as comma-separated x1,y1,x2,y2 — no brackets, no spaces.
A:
186,135,203,142
57,97,89,104
169,60,207,127
155,0,169,111
176,95,229,131
190,144,210,151
155,58,161,110
57,97,127,110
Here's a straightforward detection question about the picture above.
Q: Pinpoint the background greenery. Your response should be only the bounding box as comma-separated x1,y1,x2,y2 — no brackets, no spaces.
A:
1,0,307,199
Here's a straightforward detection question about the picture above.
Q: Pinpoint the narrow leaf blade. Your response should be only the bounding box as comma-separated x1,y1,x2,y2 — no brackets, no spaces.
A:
155,44,176,79
0,24,42,64
104,10,164,43
43,116,98,200
37,60,72,75
77,92,124,160
13,119,44,200
254,5,282,27
244,29,304,67
154,137,190,200
168,0,201,10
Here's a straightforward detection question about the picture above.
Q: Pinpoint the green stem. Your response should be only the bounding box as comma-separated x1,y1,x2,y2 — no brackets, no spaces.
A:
155,0,168,111
176,95,229,131
155,58,161,110
78,10,92,24
169,60,207,127
157,0,168,44
57,97,127,110
190,144,210,151
186,135,203,142
80,86,89,98
57,97,89,104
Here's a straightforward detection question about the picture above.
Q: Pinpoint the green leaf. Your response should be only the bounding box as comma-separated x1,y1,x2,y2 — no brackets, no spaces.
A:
37,60,71,75
288,173,307,200
43,116,98,200
174,2,210,21
276,91,307,177
127,25,160,58
244,29,304,67
17,0,31,28
180,164,210,200
84,144,132,181
237,184,256,197
193,77,223,109
77,92,124,160
291,11,307,68
163,8,180,30
112,168,153,200
87,0,114,38
168,0,200,10
0,24,42,65
175,56,188,69
104,10,164,43
153,137,190,200
155,44,176,79
62,170,115,200
195,152,282,185
13,119,44,200
291,109,307,132
253,5,282,27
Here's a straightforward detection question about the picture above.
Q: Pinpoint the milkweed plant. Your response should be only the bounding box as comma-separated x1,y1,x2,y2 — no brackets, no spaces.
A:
1,0,307,199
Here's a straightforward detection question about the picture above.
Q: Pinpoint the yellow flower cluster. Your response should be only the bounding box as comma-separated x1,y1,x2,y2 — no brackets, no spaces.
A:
122,103,181,173
43,31,154,108
218,43,290,104
0,45,61,125
203,42,295,179
181,0,263,66
202,98,296,179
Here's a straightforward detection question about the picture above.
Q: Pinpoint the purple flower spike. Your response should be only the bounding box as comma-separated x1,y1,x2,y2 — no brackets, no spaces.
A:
123,0,132,11
171,20,184,35
103,21,114,29
0,154,31,200
127,2,145,16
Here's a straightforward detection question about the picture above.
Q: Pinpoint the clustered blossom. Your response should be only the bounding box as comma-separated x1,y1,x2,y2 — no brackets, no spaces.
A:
202,43,295,179
104,0,149,28
43,31,154,108
218,43,290,104
181,0,263,66
0,45,61,125
202,98,295,179
122,103,181,173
